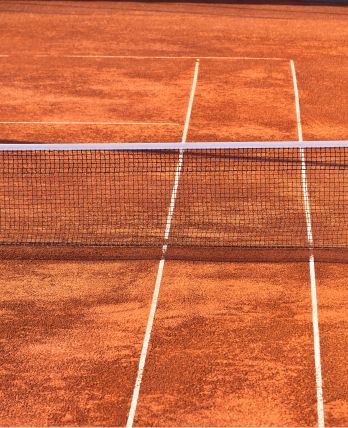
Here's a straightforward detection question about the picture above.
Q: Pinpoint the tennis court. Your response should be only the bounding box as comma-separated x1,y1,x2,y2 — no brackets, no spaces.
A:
0,1,347,427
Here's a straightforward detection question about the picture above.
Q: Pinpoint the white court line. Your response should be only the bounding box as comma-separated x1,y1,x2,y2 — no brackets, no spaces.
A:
126,59,200,428
291,59,325,428
0,121,179,126
35,54,286,61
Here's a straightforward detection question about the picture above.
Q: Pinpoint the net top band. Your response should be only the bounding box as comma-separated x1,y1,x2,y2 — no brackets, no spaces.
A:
0,141,347,151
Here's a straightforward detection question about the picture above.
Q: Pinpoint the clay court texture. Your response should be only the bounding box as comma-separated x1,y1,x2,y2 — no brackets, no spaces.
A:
0,1,347,427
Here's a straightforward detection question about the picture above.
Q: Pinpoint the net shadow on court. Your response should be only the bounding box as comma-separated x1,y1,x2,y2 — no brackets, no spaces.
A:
0,245,348,263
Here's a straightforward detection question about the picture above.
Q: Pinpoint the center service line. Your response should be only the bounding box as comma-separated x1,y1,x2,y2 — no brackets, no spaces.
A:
126,59,200,427
291,59,325,428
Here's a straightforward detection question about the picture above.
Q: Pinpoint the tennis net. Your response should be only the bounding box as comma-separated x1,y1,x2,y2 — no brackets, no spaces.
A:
0,141,347,252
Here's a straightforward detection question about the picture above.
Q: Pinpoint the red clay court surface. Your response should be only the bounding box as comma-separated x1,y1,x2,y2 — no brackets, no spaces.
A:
0,1,347,426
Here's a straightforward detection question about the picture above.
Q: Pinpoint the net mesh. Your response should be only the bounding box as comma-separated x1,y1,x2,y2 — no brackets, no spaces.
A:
0,143,347,249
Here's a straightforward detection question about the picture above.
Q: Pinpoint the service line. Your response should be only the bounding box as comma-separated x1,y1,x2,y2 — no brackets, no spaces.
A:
0,121,179,126
35,54,286,61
